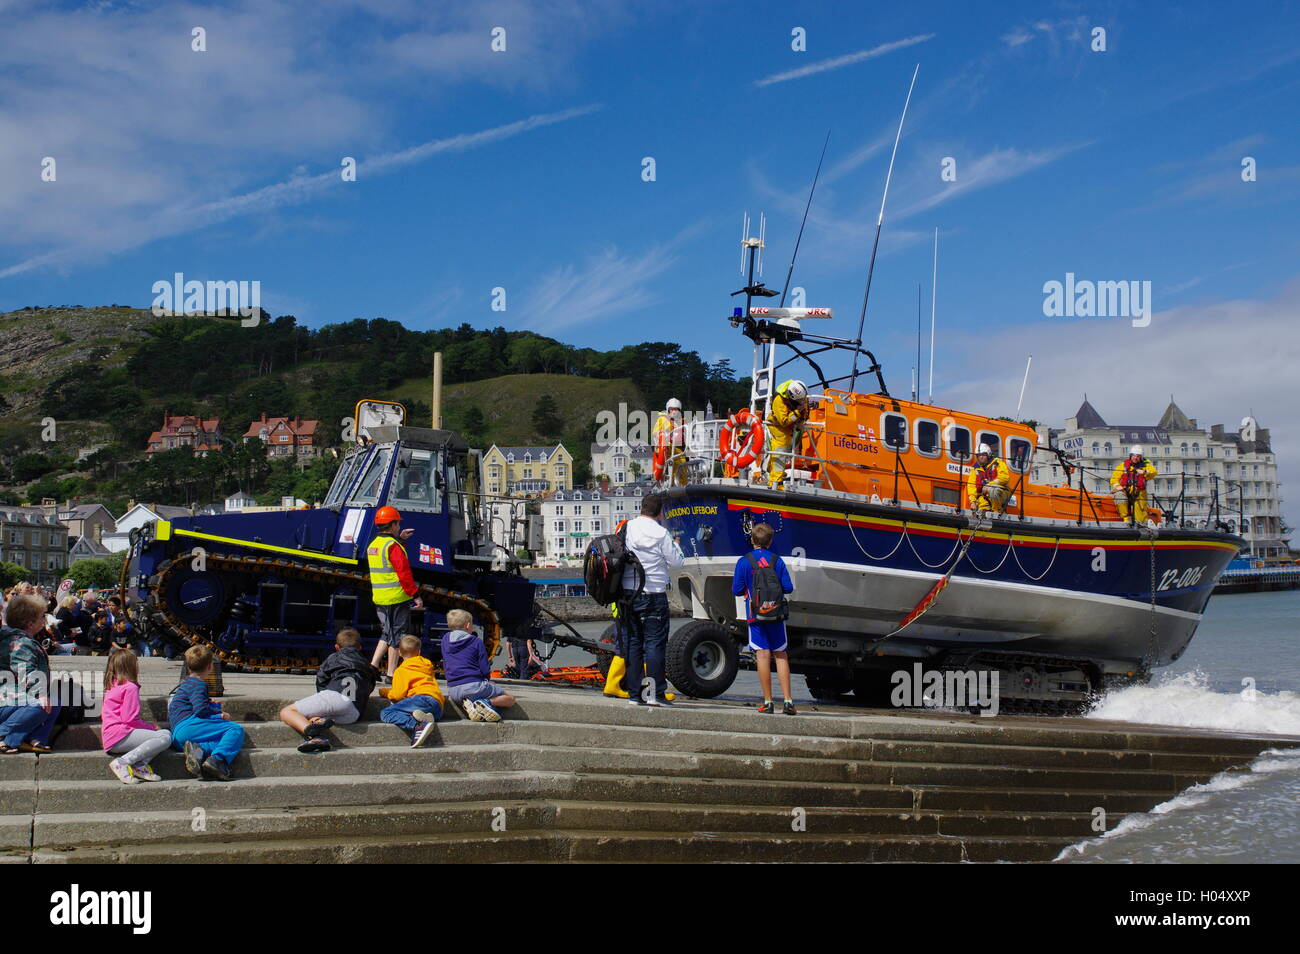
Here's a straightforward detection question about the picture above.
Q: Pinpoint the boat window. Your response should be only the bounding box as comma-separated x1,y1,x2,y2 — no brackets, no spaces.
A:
915,420,940,457
348,446,393,507
946,425,971,462
978,432,1001,458
324,449,368,507
882,413,908,451
390,448,441,514
1008,437,1033,472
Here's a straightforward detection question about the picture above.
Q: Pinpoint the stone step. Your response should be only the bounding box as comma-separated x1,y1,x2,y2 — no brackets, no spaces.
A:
23,798,1106,852
22,738,1205,796
45,714,1258,777
116,688,1294,757
27,828,1071,864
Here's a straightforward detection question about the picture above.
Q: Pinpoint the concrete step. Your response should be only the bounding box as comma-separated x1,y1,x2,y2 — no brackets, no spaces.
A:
113,688,1293,758
564,772,1172,814
25,797,1108,852
24,738,1205,798
29,770,564,815
27,828,1071,864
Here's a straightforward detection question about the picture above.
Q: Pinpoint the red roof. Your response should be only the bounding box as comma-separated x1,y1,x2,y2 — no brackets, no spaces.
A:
243,414,320,442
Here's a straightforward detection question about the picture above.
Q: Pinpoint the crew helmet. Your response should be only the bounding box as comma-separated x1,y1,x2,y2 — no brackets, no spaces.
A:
782,380,808,402
666,398,682,411
976,443,993,456
1129,445,1143,456
375,505,403,525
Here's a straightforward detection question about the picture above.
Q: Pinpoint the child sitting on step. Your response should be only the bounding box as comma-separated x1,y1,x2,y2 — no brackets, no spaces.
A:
168,645,245,781
101,650,171,784
280,629,379,754
379,635,444,747
441,609,514,723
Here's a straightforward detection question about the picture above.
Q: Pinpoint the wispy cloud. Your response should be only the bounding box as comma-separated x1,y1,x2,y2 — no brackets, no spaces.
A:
893,143,1089,220
753,34,935,87
0,106,602,280
521,224,709,333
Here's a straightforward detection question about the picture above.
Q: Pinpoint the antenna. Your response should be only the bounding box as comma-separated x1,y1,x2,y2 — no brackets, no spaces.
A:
849,63,920,392
779,130,831,307
740,213,751,275
915,282,922,402
928,226,938,402
1016,355,1033,418
757,213,767,278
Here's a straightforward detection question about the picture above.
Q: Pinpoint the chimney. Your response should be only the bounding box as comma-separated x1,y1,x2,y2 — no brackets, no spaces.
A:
94,522,103,544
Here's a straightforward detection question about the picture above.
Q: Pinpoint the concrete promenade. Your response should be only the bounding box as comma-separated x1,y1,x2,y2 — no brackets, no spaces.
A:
1,658,1295,863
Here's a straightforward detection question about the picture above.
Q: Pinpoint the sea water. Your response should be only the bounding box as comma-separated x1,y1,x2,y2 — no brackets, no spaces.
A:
1059,589,1300,863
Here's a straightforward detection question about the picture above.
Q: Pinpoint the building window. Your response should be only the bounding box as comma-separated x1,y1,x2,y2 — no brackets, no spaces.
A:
1180,442,1188,455
554,505,564,516
554,520,566,533
574,521,583,533
1091,442,1099,455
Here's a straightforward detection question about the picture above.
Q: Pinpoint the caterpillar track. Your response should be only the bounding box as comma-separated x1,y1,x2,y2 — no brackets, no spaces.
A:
143,550,500,675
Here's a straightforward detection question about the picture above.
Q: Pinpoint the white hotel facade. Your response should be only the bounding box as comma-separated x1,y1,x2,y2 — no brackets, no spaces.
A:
1034,399,1289,558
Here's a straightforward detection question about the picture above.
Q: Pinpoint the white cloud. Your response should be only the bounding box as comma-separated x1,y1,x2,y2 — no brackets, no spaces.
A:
752,34,934,88
0,105,602,280
0,0,620,277
522,243,681,334
932,279,1300,531
893,143,1088,220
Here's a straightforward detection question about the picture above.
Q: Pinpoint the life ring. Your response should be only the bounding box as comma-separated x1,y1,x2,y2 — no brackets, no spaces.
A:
719,408,765,470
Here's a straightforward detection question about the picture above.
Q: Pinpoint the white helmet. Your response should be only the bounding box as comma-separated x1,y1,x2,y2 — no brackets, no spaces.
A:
977,443,993,456
783,380,808,402
666,398,682,411
1129,445,1143,456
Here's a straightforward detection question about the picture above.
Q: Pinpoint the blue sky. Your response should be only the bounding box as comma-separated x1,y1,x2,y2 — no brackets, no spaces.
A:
3,0,1299,523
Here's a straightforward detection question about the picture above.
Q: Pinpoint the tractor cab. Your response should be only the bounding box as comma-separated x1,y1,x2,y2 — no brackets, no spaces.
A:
321,424,492,572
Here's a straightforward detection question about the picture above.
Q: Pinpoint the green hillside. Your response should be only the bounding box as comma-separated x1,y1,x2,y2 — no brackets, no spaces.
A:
387,373,647,447
0,305,746,509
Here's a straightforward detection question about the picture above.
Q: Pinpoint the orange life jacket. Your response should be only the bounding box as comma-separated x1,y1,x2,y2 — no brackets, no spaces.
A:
1120,459,1148,491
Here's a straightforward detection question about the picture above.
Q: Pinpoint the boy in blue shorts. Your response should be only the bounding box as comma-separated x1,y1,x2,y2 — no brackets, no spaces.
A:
731,522,796,715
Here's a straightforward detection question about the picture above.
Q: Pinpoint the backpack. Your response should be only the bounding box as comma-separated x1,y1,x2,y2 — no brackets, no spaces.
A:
745,552,789,622
585,520,644,606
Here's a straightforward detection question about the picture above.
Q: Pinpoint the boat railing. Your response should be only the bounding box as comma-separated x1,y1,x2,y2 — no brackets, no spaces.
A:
674,419,1130,527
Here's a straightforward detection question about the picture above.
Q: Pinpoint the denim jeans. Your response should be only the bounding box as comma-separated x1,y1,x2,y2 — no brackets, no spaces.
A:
380,694,442,730
621,592,669,701
171,715,245,763
0,704,61,747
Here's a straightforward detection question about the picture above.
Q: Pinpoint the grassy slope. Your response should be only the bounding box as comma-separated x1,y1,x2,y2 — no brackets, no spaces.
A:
385,373,648,446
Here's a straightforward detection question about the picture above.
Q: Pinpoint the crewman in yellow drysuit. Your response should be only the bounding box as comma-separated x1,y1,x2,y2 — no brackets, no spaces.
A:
1111,445,1158,524
766,379,809,487
966,443,1012,513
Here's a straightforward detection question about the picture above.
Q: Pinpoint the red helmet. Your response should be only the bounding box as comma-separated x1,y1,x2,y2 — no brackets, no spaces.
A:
375,505,402,525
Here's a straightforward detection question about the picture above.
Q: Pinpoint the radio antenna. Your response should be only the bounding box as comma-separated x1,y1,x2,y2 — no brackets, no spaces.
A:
928,226,938,402
849,63,919,392
779,130,831,307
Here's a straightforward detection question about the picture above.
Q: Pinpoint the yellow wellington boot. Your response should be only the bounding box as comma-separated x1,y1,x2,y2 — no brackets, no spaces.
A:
603,655,629,698
603,655,676,701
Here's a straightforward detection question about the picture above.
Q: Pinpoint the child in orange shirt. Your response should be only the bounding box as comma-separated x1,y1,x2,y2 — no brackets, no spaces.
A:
379,635,444,747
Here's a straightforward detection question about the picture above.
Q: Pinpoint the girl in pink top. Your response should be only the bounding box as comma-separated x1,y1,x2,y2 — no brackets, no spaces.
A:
101,652,171,784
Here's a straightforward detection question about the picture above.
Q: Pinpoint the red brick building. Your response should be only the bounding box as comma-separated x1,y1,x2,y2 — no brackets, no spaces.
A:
145,414,223,456
243,413,320,458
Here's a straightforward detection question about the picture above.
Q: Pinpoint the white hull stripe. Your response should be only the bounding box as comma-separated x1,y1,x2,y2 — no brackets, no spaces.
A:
680,555,1204,622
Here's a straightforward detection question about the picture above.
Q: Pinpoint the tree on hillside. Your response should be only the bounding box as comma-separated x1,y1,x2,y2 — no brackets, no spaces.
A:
532,395,563,440
459,405,487,444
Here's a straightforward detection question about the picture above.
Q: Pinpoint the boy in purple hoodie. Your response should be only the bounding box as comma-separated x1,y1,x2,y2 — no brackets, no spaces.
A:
440,609,514,723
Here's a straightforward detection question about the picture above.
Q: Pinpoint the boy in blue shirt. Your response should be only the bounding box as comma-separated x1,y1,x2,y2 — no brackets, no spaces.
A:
168,645,245,780
731,523,796,714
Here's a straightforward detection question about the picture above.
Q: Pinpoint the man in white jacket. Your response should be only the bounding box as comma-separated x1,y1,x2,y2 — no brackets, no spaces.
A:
620,493,685,705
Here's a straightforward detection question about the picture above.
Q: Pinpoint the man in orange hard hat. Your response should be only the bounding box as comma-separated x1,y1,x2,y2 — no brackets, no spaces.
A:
367,505,422,680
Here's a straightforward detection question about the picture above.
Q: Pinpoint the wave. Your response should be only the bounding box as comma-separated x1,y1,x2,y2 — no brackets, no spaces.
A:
1086,670,1300,736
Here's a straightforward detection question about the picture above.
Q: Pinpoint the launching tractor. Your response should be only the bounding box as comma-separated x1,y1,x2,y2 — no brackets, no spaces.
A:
128,400,600,673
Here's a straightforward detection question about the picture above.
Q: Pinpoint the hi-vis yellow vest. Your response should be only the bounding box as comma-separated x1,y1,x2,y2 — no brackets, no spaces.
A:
366,535,408,605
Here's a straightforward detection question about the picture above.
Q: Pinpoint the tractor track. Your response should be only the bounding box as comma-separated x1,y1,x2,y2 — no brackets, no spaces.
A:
145,550,500,674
